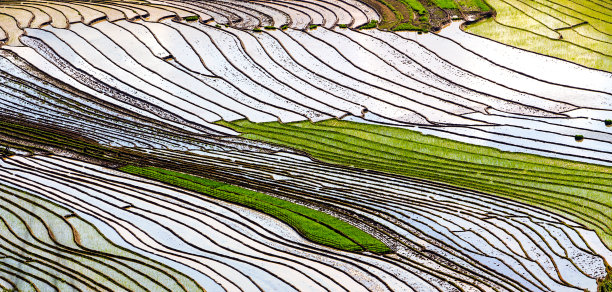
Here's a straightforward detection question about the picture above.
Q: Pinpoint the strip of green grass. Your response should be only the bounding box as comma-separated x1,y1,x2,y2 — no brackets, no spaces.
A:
120,166,390,253
359,20,379,29
220,119,612,248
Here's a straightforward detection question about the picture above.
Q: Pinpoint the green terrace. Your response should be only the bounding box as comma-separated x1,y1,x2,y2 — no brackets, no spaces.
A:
120,166,391,253
220,119,612,248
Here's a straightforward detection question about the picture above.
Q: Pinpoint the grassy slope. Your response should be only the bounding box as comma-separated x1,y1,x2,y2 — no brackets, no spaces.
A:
221,119,612,248
464,0,612,71
120,166,390,253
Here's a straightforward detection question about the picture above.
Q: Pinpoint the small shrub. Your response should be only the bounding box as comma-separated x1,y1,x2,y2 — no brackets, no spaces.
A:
605,119,612,126
224,24,230,27
419,15,428,21
280,24,288,30
358,20,378,30
309,24,318,30
264,26,276,30
184,16,199,21
253,27,263,32
575,134,584,141
215,24,221,28
338,24,348,28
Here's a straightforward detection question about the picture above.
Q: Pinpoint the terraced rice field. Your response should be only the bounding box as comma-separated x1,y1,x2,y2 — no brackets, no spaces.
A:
463,0,612,71
0,0,610,291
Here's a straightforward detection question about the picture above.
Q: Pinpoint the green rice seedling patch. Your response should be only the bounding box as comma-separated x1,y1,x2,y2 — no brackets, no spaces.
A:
359,20,379,29
183,16,199,21
221,119,612,248
120,166,390,253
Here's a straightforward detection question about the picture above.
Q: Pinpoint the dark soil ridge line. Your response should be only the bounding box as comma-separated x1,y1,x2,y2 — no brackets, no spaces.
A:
0,260,57,291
